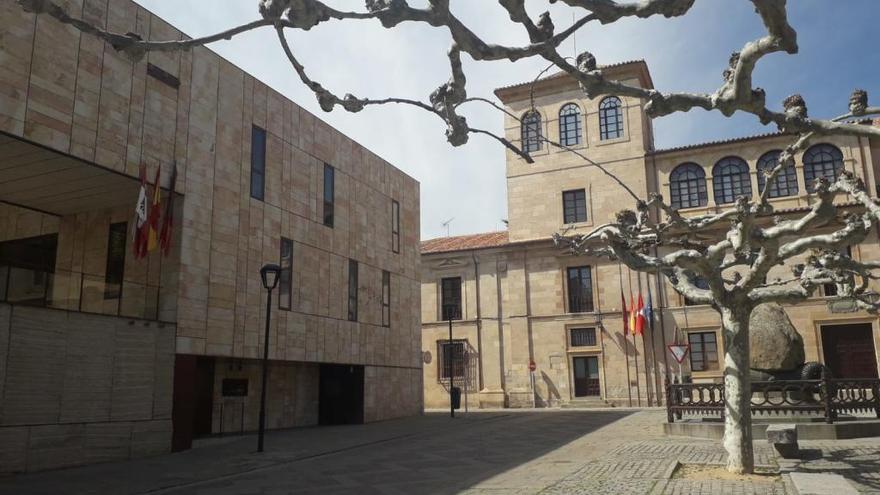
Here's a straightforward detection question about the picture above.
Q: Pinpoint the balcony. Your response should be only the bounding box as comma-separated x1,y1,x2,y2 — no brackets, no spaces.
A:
0,264,169,321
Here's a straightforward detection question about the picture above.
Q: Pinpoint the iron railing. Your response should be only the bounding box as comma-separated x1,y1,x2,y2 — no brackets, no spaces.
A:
666,378,880,424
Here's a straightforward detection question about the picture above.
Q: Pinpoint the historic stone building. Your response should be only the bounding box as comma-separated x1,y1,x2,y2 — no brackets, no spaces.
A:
0,0,421,474
420,61,880,410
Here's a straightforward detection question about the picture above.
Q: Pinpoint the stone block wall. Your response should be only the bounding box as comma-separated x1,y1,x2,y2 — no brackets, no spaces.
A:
210,358,319,435
0,304,175,474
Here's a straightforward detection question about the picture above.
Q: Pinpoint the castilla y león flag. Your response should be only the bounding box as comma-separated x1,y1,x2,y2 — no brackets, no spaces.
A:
635,292,647,335
133,166,149,259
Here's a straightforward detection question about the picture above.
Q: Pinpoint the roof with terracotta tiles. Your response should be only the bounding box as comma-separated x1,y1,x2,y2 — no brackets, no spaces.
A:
421,231,510,254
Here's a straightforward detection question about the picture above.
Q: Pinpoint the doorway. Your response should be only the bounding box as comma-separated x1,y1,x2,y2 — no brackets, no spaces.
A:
319,364,364,425
821,323,878,378
171,355,216,451
573,356,600,397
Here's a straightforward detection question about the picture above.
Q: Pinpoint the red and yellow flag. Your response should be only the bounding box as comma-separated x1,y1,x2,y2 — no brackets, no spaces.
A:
628,292,637,334
146,166,161,252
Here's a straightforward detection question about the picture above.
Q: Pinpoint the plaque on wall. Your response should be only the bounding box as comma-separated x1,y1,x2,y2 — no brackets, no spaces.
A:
828,299,858,313
222,378,249,397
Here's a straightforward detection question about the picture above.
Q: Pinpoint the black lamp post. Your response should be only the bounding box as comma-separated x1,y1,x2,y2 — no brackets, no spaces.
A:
257,263,281,453
443,303,456,419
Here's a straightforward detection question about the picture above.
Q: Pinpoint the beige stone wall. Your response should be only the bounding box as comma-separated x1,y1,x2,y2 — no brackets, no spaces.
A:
422,69,880,409
0,304,174,474
210,358,319,435
364,365,423,422
498,66,654,242
0,0,421,396
0,202,180,321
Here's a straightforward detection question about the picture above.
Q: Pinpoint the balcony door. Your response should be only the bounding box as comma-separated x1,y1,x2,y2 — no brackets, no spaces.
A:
573,356,600,397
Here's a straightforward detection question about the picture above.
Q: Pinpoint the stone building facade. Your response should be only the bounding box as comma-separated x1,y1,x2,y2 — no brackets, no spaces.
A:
421,61,880,410
0,0,421,474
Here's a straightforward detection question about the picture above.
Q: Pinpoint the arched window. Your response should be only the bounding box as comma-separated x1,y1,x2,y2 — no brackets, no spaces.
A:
558,103,582,146
669,163,708,209
756,150,798,198
521,111,542,153
712,156,752,204
803,144,844,192
599,96,623,140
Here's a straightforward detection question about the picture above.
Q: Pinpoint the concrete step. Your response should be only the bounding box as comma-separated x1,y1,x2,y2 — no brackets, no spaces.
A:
560,399,613,409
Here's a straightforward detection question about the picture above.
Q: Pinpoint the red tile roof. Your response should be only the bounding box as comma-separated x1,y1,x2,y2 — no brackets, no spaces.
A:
421,231,510,254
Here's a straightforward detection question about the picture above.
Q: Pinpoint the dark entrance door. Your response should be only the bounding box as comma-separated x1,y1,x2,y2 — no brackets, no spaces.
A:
822,323,878,379
319,364,364,425
171,355,215,452
573,356,600,397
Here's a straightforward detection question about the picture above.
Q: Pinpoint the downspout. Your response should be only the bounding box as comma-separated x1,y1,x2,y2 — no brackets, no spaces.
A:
471,250,484,390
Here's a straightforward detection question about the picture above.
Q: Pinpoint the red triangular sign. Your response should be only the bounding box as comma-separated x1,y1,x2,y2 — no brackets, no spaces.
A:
668,344,690,364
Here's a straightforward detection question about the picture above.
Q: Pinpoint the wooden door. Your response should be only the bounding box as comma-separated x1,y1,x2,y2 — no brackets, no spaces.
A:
822,323,878,379
573,356,601,397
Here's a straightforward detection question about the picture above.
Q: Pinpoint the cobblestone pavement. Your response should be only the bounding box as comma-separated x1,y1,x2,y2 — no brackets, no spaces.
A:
782,439,880,494
3,409,880,494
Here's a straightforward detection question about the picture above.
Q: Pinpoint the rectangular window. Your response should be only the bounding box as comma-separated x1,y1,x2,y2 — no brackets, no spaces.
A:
570,327,597,347
823,246,852,297
323,163,335,227
104,222,127,300
382,270,391,327
438,340,466,380
688,331,719,372
562,189,587,224
391,199,400,254
250,125,266,200
279,237,293,310
347,259,358,321
440,277,462,320
566,266,594,313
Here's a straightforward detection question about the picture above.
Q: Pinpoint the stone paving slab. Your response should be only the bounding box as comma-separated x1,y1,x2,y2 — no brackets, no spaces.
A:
3,409,880,494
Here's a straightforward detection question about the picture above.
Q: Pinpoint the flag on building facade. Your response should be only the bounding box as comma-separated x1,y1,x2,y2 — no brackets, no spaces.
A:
146,166,161,252
159,162,177,256
628,292,637,333
133,166,149,259
635,292,646,335
620,291,629,335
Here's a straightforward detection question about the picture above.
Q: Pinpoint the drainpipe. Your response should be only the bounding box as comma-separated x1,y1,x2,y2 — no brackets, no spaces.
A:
471,250,484,390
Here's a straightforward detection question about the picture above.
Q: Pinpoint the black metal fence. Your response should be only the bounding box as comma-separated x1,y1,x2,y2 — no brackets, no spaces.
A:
666,378,880,424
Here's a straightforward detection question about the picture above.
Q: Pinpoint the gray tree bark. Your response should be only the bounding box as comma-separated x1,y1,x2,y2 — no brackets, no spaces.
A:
720,304,754,474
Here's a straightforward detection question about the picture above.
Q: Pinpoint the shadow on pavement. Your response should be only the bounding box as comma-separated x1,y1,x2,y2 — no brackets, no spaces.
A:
0,410,635,495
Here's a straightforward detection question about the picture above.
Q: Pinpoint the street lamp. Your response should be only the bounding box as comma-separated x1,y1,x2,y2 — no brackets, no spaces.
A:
443,303,458,418
257,263,281,453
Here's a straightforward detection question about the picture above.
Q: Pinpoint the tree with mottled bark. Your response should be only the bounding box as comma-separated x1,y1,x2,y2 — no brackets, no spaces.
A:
18,0,880,474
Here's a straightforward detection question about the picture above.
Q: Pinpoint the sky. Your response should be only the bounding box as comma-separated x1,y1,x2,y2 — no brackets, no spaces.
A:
133,0,880,240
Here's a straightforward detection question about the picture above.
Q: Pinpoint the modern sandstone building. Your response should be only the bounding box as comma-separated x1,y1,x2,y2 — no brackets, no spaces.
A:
0,0,421,474
420,60,880,410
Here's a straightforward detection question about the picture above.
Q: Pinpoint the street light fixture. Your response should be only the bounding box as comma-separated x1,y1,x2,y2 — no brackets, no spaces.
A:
257,263,281,453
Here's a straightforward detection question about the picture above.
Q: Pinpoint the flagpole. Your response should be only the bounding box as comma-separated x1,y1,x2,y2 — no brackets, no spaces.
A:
646,275,661,407
629,269,641,408
618,262,632,408
638,272,652,407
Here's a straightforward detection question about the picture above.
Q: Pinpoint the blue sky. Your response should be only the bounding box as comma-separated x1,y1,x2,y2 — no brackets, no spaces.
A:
133,1,879,240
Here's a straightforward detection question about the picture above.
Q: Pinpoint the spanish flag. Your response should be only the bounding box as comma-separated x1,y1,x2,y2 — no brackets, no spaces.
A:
628,292,637,334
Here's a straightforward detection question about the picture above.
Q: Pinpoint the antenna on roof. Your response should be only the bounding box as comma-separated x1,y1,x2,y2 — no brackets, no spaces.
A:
572,12,577,58
441,217,455,237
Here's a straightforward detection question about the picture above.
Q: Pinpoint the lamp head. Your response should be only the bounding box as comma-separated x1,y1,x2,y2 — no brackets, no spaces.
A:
260,263,282,290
